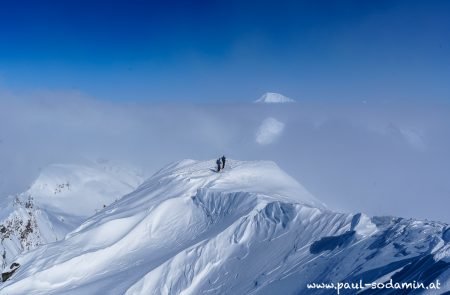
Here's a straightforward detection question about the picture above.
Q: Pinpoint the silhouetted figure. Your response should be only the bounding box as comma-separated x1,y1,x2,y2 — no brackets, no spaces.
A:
216,158,221,172
221,155,226,169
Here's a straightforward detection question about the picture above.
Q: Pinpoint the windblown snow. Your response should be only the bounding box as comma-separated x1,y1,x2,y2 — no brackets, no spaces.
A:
0,159,449,294
254,92,295,103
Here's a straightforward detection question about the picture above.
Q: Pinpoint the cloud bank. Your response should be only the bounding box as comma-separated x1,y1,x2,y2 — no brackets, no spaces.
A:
1,89,450,223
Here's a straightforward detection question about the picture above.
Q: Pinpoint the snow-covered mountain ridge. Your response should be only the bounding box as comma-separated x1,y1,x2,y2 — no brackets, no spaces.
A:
1,159,449,294
254,92,295,103
0,162,143,272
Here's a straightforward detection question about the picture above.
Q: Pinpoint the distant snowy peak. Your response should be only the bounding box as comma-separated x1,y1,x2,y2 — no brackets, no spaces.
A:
0,162,144,271
28,163,144,218
254,92,295,104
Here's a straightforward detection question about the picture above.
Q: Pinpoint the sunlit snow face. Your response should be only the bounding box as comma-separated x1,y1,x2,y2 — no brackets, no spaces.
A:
255,117,285,145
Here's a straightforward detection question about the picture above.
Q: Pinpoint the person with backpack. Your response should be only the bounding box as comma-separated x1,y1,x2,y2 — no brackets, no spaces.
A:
221,155,226,169
216,158,221,172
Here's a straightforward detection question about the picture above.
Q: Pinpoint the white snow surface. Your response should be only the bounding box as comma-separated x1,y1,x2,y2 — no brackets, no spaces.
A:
0,161,143,271
1,159,449,294
28,163,142,220
254,92,295,104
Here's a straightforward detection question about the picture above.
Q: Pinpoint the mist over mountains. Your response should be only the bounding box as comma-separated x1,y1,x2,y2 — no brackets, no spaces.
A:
1,92,450,222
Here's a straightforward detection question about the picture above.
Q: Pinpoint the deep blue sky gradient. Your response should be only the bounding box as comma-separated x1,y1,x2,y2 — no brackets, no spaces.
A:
0,0,449,102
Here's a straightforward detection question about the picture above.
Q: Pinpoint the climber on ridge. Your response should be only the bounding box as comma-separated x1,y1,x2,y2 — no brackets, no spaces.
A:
221,155,226,169
216,158,221,172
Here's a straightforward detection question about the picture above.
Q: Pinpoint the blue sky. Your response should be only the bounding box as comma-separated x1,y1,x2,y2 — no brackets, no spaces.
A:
0,0,449,102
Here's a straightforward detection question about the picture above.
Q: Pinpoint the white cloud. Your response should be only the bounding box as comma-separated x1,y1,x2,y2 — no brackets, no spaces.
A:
398,128,426,151
371,122,426,151
255,117,285,145
1,88,450,223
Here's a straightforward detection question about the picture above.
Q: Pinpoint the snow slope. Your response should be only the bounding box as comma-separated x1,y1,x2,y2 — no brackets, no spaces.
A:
0,162,143,271
1,159,449,294
254,92,295,103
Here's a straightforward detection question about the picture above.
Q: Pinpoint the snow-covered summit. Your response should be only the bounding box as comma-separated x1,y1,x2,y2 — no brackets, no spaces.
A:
148,159,324,208
254,92,295,103
1,159,449,294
